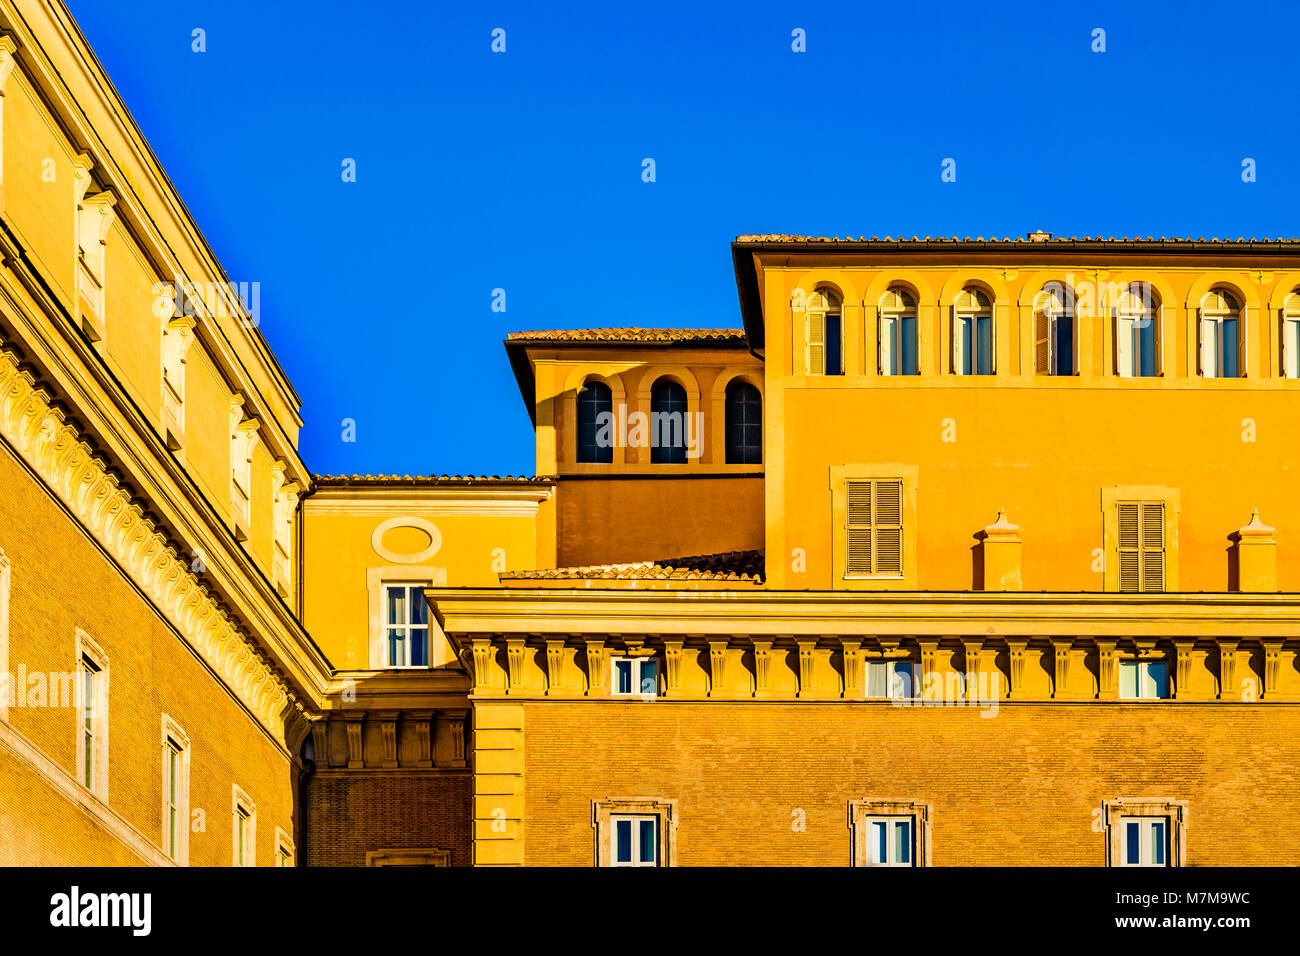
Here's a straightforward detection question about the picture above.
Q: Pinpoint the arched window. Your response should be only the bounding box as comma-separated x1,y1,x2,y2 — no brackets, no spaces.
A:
806,288,844,376
878,288,918,376
649,378,688,464
725,380,762,464
576,379,613,463
953,287,993,375
1283,292,1300,378
1200,289,1243,378
1033,285,1075,375
1116,284,1159,378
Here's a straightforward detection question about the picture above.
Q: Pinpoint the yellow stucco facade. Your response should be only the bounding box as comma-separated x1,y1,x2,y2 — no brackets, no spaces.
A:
3,0,1300,871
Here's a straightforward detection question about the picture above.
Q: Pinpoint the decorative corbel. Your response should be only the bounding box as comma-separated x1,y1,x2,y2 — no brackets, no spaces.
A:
707,640,728,697
1172,640,1195,700
344,714,364,769
662,640,684,697
1094,639,1117,698
839,638,863,700
584,639,607,696
1262,639,1283,699
378,711,399,769
505,636,527,694
751,639,772,697
1006,638,1028,698
544,639,566,695
1216,639,1238,701
1052,640,1071,699
795,637,817,698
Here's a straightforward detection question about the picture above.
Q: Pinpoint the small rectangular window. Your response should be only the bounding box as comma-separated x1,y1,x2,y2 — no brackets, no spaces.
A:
866,816,915,867
845,479,904,577
80,656,99,789
232,785,256,867
165,739,181,859
1285,316,1300,377
1121,817,1169,867
610,815,660,867
385,585,430,667
1116,501,1164,592
866,660,919,699
611,657,659,697
1118,660,1169,699
824,314,843,376
235,807,250,866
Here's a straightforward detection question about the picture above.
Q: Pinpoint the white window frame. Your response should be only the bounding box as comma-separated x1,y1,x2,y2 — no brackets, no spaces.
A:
0,548,10,724
1118,658,1169,700
878,289,918,376
864,815,916,867
383,582,432,669
1199,290,1243,379
75,629,109,801
952,290,994,375
865,659,920,700
849,799,932,867
1104,799,1186,867
609,814,661,867
232,785,256,867
275,827,295,867
160,715,191,865
593,798,677,867
1115,287,1159,378
1282,294,1300,378
367,568,446,669
610,656,660,698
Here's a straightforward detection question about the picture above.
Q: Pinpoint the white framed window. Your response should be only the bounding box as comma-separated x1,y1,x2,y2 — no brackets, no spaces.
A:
0,548,10,724
275,827,295,867
593,798,676,867
229,403,259,541
1199,289,1243,378
866,659,919,699
611,656,659,697
1118,659,1169,699
610,815,660,867
232,785,256,867
1104,800,1186,867
952,287,994,375
1115,285,1159,377
1033,286,1075,375
805,288,844,376
878,288,918,376
384,584,430,668
849,799,931,867
1282,292,1300,378
865,816,915,867
75,629,109,800
160,715,191,864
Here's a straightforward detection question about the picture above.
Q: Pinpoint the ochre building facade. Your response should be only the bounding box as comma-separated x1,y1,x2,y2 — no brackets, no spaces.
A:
1,0,1298,868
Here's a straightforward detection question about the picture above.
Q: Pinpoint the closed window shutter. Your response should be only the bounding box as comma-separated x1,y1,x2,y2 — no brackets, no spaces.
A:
1034,309,1051,374
874,480,904,574
845,480,873,574
1116,316,1132,376
1117,502,1140,592
1140,501,1165,592
807,310,825,375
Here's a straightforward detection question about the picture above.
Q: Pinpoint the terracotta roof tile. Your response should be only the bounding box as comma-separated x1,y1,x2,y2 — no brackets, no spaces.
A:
735,234,1300,244
312,474,552,485
506,328,747,345
503,549,765,583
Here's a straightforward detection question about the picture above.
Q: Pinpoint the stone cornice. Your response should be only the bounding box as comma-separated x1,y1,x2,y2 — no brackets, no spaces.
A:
0,342,315,747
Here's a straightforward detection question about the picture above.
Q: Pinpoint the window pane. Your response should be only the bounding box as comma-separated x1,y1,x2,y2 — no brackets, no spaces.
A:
871,821,886,864
577,381,614,464
1288,321,1300,378
650,380,688,464
1054,315,1072,374
1118,661,1137,699
387,586,405,625
1138,318,1156,377
1125,821,1140,865
894,820,911,865
891,661,916,699
825,315,842,375
615,820,632,862
389,629,407,666
1205,319,1220,376
1222,317,1238,377
411,628,428,667
1151,820,1166,865
901,315,917,375
615,659,632,695
410,589,428,625
867,661,886,699
1145,661,1168,699
976,315,993,374
639,659,659,695
638,819,657,863
881,315,897,374
960,316,973,374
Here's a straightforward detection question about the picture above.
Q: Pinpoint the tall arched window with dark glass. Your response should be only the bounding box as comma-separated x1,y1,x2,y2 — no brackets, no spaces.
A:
650,378,688,464
725,381,762,464
576,380,613,463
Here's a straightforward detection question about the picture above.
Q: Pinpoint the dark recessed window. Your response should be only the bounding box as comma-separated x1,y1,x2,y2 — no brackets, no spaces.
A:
577,380,613,463
650,378,688,464
725,381,762,464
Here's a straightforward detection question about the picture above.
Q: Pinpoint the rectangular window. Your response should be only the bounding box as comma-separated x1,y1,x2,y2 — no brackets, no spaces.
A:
232,785,256,867
165,739,181,858
385,585,430,667
236,808,250,866
611,815,660,867
160,716,190,864
845,479,903,577
955,314,994,375
275,828,295,868
1203,316,1240,377
80,656,98,790
866,816,915,867
866,660,919,699
880,315,918,376
1118,660,1169,699
1122,817,1169,867
1117,501,1164,592
825,314,843,376
611,657,659,697
1118,316,1158,377
1285,316,1300,378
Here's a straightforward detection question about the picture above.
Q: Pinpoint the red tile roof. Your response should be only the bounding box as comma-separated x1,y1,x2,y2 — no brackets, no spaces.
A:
735,234,1300,244
312,474,552,486
502,549,765,583
506,328,747,345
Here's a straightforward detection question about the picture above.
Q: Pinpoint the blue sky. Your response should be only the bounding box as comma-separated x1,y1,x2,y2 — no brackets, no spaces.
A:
66,0,1300,477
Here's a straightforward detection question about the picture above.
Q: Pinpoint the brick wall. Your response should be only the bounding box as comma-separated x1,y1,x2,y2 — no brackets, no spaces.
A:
0,437,297,865
522,700,1300,865
301,771,471,866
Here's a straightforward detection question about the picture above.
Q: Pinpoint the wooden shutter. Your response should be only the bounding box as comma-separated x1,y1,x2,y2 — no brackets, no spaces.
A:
873,480,904,574
845,478,904,576
845,480,873,574
1198,312,1208,376
1034,309,1051,374
806,308,825,375
1140,502,1165,592
1117,500,1164,592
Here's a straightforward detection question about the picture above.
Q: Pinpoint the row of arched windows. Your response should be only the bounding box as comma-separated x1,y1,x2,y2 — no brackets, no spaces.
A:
803,283,1300,379
575,377,762,465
